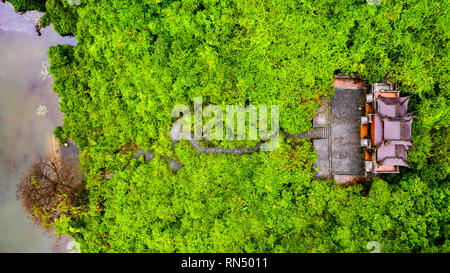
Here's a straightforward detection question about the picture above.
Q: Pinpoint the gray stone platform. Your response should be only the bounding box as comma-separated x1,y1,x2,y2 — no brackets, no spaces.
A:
313,89,366,180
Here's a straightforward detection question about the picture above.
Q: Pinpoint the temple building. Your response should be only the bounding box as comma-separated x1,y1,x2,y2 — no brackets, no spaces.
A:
361,82,414,174
306,76,413,184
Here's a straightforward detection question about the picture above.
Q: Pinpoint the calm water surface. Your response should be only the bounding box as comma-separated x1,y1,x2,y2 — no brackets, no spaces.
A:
0,2,77,252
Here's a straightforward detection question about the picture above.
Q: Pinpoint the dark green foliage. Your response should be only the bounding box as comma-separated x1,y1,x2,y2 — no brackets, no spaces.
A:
45,0,449,252
7,0,46,12
39,10,51,27
42,0,78,35
53,126,68,144
8,0,79,35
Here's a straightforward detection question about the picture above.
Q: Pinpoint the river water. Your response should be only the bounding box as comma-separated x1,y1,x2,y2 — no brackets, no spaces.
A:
0,2,77,252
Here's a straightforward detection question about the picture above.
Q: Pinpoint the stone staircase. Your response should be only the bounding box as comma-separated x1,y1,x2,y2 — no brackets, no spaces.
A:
283,127,329,139
299,127,328,139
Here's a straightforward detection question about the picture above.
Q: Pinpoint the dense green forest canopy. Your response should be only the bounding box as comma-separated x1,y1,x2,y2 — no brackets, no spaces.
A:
11,0,449,252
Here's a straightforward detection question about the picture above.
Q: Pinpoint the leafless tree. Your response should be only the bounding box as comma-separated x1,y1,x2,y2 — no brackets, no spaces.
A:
17,153,85,228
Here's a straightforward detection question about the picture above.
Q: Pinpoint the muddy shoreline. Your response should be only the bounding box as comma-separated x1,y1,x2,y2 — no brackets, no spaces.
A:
0,2,77,252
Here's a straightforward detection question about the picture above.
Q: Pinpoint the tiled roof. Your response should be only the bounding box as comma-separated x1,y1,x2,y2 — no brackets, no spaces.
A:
374,96,413,168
